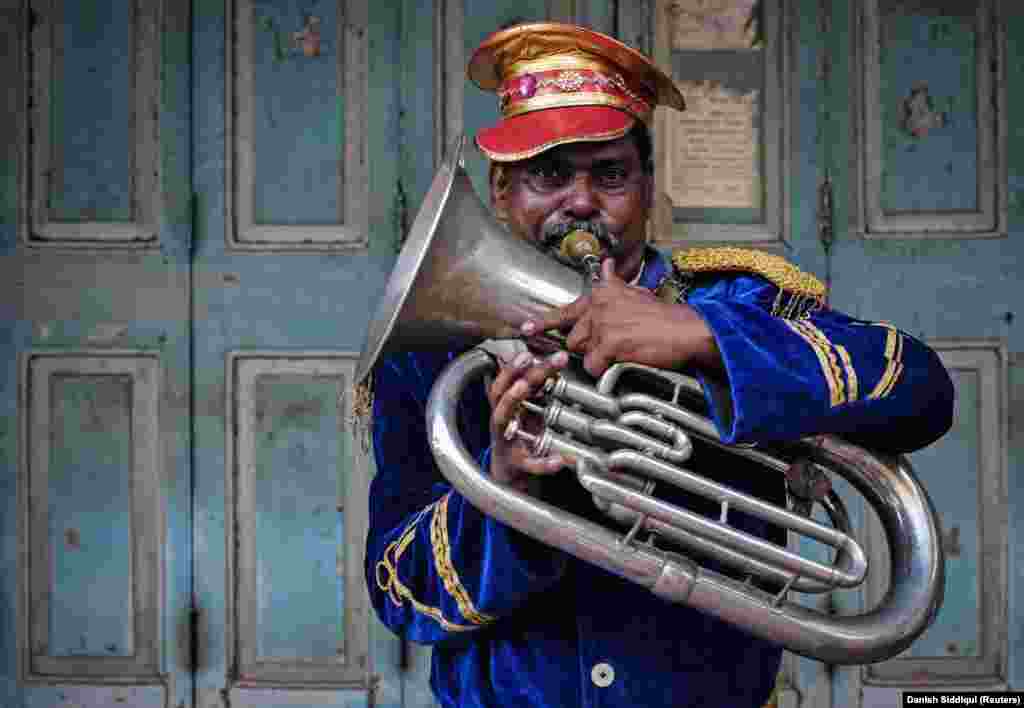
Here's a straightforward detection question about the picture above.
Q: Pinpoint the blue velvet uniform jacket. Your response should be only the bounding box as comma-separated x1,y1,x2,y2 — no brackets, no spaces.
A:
365,248,954,708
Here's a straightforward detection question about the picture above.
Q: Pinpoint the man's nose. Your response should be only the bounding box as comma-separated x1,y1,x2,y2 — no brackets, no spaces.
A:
562,174,600,219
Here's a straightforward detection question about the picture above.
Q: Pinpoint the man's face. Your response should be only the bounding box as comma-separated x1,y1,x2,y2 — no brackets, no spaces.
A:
491,135,653,279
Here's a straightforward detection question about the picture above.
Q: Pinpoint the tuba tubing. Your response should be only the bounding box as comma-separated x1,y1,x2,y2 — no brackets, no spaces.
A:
357,137,944,664
425,347,945,665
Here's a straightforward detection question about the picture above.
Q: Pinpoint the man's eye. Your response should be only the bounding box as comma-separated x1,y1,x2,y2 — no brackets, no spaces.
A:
527,164,571,190
594,167,628,188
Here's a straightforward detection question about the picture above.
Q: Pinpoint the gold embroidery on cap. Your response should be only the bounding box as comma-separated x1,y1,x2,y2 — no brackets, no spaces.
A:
503,91,649,119
500,69,653,120
506,54,609,77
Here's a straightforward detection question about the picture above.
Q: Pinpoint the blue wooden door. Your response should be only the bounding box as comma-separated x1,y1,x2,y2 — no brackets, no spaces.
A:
4,2,1018,708
625,1,1020,705
762,1,1020,705
2,1,193,706
817,1,1019,705
190,1,401,706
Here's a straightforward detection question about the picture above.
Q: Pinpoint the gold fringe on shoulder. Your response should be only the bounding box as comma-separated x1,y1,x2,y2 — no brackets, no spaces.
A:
352,374,374,453
672,247,826,299
671,246,827,319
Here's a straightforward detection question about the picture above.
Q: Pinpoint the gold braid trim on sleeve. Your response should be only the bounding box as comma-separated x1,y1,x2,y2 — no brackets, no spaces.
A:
430,493,497,626
835,344,859,403
374,500,485,633
785,320,845,407
867,323,904,400
671,247,827,319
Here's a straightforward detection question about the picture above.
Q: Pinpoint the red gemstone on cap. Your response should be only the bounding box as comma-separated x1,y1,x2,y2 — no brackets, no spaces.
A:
519,73,538,98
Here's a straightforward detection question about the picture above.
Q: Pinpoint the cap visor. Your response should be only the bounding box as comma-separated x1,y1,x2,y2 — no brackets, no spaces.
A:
475,106,635,162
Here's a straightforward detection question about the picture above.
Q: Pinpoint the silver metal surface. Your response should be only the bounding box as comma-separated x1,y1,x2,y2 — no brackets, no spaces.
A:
358,138,945,664
356,137,583,383
427,349,945,665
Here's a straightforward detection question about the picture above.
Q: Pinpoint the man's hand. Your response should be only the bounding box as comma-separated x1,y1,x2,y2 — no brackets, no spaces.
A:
486,350,570,491
521,259,723,377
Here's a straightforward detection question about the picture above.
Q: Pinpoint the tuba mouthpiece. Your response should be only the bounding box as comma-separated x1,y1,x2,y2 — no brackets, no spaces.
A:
558,230,605,281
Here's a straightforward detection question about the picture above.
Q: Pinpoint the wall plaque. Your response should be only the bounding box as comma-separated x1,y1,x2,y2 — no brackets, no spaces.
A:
653,0,785,246
666,84,761,209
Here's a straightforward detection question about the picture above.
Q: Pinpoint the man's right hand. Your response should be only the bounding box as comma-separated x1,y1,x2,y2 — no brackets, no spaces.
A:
486,349,570,492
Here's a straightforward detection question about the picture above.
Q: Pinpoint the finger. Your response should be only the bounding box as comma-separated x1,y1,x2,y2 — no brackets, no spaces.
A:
601,257,620,283
521,295,590,337
518,454,568,476
491,377,531,433
522,350,570,390
583,344,615,378
487,350,533,407
564,310,593,352
491,351,568,432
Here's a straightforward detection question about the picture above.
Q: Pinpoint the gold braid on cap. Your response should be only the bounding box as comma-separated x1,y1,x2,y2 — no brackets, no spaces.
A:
671,247,827,319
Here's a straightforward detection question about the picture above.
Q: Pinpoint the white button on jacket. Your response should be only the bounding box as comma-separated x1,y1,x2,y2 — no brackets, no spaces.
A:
591,663,615,688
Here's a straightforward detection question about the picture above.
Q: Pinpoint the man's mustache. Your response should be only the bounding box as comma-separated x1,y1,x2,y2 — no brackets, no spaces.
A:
540,221,620,256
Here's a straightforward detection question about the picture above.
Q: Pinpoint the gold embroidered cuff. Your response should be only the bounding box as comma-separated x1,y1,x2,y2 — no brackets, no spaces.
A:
869,324,904,400
786,320,846,407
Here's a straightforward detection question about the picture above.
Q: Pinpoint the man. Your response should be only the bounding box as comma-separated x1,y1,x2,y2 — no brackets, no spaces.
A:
365,22,953,708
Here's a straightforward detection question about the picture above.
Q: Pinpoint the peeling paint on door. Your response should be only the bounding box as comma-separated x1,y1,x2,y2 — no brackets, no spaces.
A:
901,81,946,137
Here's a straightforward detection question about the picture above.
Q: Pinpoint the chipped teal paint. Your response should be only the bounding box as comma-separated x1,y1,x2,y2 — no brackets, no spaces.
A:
253,377,347,659
0,320,29,708
252,0,343,225
789,0,827,281
828,0,1021,701
192,0,399,703
1008,359,1024,691
398,0,438,224
879,13,979,213
460,0,552,197
47,375,135,658
50,0,133,222
904,368,982,658
3,5,193,708
23,685,166,708
1007,15,1024,689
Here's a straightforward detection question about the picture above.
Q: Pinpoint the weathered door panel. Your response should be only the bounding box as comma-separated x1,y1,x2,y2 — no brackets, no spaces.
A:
1,1,193,707
634,0,1019,705
191,1,396,706
3,2,1016,708
820,0,1018,705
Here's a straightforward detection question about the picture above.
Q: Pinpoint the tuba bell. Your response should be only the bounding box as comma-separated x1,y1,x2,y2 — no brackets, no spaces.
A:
357,137,944,665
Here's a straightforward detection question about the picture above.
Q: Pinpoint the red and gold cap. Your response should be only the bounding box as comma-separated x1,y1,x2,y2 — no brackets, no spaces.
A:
468,22,685,162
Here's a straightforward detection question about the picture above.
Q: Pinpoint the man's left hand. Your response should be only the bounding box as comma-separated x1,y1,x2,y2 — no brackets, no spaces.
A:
522,258,723,377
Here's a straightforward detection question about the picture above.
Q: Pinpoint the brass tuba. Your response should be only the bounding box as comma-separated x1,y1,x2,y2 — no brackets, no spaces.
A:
357,137,944,665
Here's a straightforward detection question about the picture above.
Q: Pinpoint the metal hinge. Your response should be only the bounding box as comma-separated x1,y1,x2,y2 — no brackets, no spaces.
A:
817,172,834,253
189,597,200,674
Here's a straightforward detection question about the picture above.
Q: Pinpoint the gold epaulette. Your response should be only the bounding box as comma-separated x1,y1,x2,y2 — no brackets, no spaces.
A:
352,374,374,452
671,246,827,319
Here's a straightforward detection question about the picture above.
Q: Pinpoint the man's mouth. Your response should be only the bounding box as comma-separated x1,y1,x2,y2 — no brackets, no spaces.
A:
540,221,620,260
